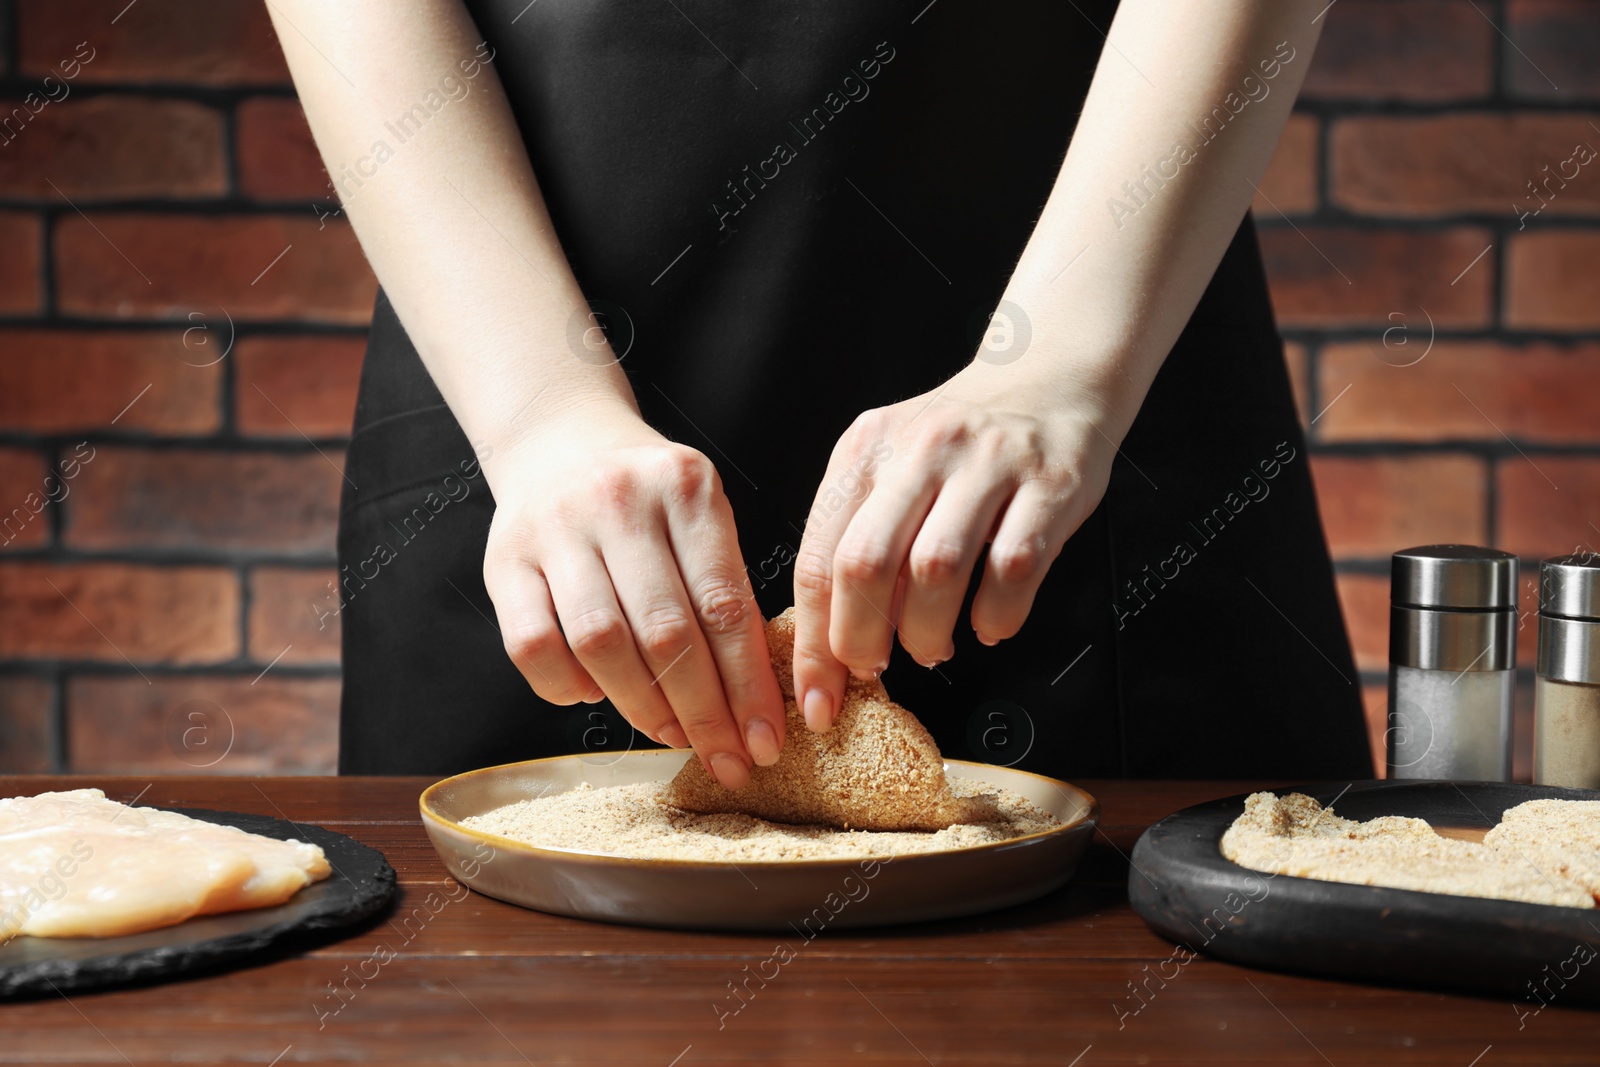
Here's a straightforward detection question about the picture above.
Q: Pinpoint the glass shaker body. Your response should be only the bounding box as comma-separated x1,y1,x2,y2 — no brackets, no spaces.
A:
1388,664,1513,780
1533,556,1600,789
1386,546,1518,782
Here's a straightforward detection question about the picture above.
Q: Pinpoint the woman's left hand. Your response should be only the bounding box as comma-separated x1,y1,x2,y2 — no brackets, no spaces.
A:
790,360,1120,732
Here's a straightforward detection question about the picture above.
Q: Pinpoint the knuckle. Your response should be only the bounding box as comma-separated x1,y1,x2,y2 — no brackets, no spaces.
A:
588,466,641,513
914,416,969,453
793,550,834,598
675,703,735,740
657,447,716,495
635,606,695,660
567,610,630,660
909,540,965,586
989,537,1046,583
503,622,562,665
692,578,751,635
834,539,892,584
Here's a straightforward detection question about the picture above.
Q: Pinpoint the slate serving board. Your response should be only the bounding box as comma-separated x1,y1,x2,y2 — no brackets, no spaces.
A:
1128,780,1600,1007
0,807,396,999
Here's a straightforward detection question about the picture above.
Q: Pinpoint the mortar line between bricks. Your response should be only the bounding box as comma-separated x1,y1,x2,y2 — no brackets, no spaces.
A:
0,197,350,215
1288,99,1600,118
1254,215,1600,234
9,322,1595,344
0,81,299,102
0,662,342,678
0,434,352,451
10,196,1600,227
0,551,339,568
0,318,369,333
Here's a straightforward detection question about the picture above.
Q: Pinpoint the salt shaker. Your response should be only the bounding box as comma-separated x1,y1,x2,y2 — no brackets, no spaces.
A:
1534,554,1600,789
1387,545,1518,780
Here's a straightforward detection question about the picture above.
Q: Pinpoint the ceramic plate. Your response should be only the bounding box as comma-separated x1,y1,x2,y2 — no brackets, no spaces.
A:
420,750,1097,931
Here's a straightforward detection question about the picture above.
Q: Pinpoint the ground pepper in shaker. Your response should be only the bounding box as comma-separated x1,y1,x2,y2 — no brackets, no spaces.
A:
1534,554,1600,789
1387,545,1518,781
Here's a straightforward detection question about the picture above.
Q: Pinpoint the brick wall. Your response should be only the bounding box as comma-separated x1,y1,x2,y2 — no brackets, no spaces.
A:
1252,0,1600,777
0,0,368,774
0,1,1596,777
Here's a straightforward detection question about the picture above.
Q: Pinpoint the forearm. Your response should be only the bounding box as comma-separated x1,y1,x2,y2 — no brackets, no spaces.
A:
266,1,637,485
992,0,1323,435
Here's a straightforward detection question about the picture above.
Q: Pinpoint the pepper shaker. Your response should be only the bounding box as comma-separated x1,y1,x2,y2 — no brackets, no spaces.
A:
1387,545,1518,781
1534,554,1600,789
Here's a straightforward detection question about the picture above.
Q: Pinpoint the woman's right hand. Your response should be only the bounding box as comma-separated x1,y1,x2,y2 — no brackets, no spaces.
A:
481,402,785,790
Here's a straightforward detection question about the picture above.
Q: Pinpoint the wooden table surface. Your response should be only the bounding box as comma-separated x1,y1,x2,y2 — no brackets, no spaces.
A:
1,776,1594,1065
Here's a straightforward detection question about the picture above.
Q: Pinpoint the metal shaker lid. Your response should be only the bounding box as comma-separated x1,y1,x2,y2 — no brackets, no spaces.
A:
1539,554,1600,621
1391,545,1519,611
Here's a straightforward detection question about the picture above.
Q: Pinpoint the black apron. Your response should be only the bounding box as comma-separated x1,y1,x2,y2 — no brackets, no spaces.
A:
335,0,1370,779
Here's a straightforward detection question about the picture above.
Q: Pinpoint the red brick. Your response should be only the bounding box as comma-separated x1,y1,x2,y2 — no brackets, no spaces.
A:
1253,114,1318,217
1506,0,1600,100
0,448,51,551
54,214,377,324
64,448,342,554
67,676,337,775
1516,569,1543,669
234,335,364,438
0,212,42,314
1505,231,1600,330
1301,0,1493,101
0,96,224,200
1331,113,1600,219
17,1,290,86
236,97,330,202
0,329,221,433
248,566,340,666
1362,684,1386,779
1336,571,1388,673
1317,341,1600,445
1260,227,1493,329
0,675,53,773
1283,340,1310,429
0,561,237,662
1496,457,1600,560
1310,454,1488,559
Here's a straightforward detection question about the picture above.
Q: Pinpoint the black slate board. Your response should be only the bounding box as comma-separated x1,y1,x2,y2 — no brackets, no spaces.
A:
0,807,396,999
1128,780,1600,1007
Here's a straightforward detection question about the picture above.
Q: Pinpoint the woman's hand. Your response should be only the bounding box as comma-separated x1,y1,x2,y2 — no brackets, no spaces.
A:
790,362,1118,732
482,402,786,789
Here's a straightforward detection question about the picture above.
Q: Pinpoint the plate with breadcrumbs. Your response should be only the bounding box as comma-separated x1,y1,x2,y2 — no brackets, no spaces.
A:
421,750,1097,932
423,610,1098,930
1128,779,1600,1005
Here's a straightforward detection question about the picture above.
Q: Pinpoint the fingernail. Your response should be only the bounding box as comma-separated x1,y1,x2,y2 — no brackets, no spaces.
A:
975,631,998,647
582,687,605,704
657,722,689,748
849,661,885,681
710,752,750,790
803,687,833,733
745,718,781,767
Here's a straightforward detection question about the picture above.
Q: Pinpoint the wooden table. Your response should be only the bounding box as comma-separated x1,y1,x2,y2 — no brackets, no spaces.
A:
2,776,1594,1065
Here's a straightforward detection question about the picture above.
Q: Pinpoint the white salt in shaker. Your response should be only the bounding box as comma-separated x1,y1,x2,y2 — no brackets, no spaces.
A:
1387,545,1518,781
1534,555,1600,789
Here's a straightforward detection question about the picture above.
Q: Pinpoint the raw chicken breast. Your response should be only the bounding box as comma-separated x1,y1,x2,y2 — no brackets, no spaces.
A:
0,789,332,939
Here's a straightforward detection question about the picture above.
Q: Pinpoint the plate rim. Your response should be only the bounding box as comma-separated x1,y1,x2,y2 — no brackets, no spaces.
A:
420,750,1100,870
